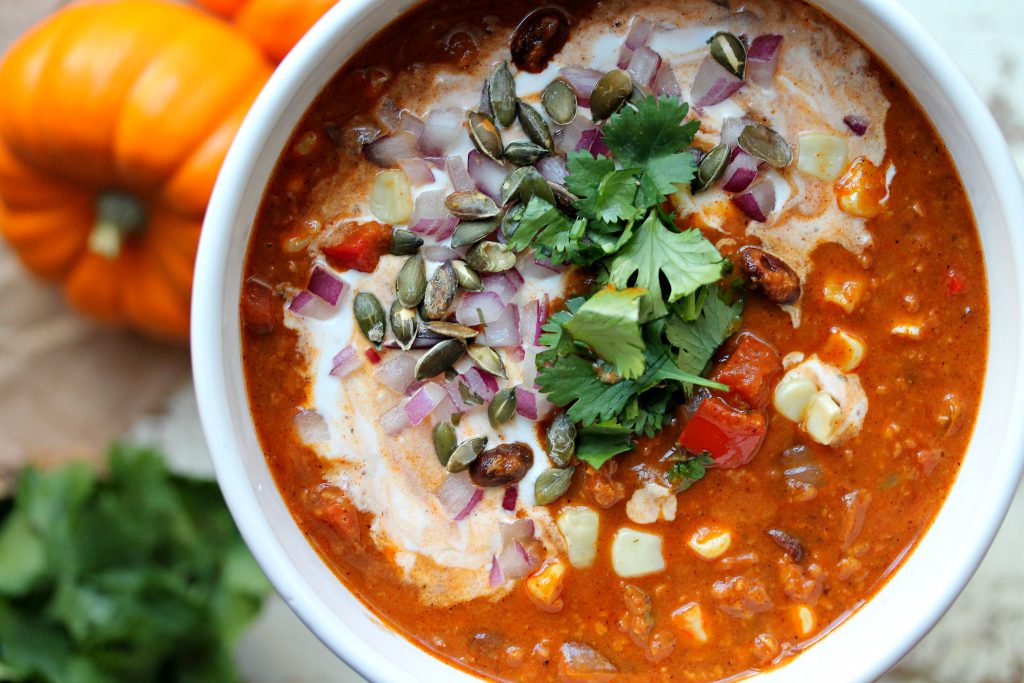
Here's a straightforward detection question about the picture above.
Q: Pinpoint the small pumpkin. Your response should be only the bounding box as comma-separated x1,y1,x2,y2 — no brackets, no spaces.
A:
197,0,338,62
0,0,272,340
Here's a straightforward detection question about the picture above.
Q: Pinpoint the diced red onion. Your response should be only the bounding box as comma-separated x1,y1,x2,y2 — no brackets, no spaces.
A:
722,151,760,193
497,539,536,579
500,518,535,544
467,150,508,201
376,353,417,394
431,395,457,424
421,244,462,262
446,155,475,193
462,367,499,401
489,555,504,587
554,115,596,155
293,408,329,443
437,471,480,519
536,155,568,184
382,403,409,435
515,387,539,420
690,55,744,108
329,345,360,379
365,348,381,364
539,294,550,327
746,34,784,88
481,269,523,304
625,16,654,49
560,66,602,108
307,266,344,305
444,377,476,412
456,291,505,325
534,391,555,420
363,132,419,167
627,46,661,89
502,486,518,511
479,304,521,347
732,180,776,222
398,158,435,185
410,190,458,236
404,380,424,396
519,299,539,347
720,116,750,150
577,128,609,157
374,97,403,133
508,345,526,362
653,62,682,98
288,290,337,320
418,107,464,156
843,115,870,136
617,44,634,70
455,487,483,521
400,111,425,141
404,382,447,426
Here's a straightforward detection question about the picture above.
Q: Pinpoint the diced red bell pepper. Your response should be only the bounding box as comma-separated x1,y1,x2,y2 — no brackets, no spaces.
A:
321,221,392,272
679,396,767,469
947,269,965,295
709,333,781,410
364,348,381,364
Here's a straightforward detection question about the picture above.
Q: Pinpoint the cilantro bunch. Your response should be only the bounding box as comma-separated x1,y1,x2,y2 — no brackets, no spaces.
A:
506,96,743,468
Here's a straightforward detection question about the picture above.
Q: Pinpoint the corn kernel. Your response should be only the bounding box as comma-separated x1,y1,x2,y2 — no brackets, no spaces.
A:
803,392,842,445
821,328,866,372
611,528,665,578
687,526,733,560
557,507,600,569
835,157,887,218
892,323,923,340
525,559,567,613
822,277,866,314
797,133,848,181
671,603,709,644
369,170,413,224
773,375,818,422
670,183,698,217
793,605,817,636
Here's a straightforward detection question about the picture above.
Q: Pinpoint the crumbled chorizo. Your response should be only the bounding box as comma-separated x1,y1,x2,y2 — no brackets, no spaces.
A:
778,560,826,605
618,585,676,663
583,461,626,509
711,576,772,619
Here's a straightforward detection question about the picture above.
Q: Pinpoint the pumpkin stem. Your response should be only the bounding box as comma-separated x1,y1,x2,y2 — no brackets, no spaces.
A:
88,190,148,259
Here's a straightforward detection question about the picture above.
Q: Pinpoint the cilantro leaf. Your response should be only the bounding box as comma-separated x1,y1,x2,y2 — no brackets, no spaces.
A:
636,153,699,209
574,168,641,223
668,454,715,493
564,288,647,379
508,196,573,253
565,151,616,198
577,423,635,469
536,354,639,426
667,286,744,376
602,96,700,167
537,298,584,365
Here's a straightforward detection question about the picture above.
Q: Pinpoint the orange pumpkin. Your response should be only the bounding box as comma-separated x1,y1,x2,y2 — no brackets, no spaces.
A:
0,0,272,341
197,0,338,62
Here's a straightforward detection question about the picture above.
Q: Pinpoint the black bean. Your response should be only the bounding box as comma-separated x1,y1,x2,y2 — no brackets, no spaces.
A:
766,528,805,563
470,442,533,487
739,246,801,305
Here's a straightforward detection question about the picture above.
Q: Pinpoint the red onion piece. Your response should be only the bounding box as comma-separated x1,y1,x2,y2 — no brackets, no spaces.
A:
400,111,425,140
456,290,505,325
691,55,744,108
307,266,344,305
467,150,507,201
381,403,409,435
746,35,784,88
498,539,536,579
376,353,417,394
437,471,480,518
732,181,776,222
418,107,464,156
479,304,522,347
288,290,336,320
462,367,499,401
365,348,381,364
404,382,447,425
421,244,462,262
489,555,504,587
293,408,329,443
519,299,540,346
617,44,634,70
536,155,568,184
363,132,419,168
722,151,760,193
455,488,483,521
577,128,609,157
481,269,523,304
653,62,682,98
446,155,475,193
502,486,518,511
554,115,595,155
627,46,661,89
500,518,536,545
844,115,870,136
559,66,602,108
515,387,539,420
398,158,435,185
625,16,654,49
329,345,361,379
410,190,457,236
720,116,750,150
444,377,476,412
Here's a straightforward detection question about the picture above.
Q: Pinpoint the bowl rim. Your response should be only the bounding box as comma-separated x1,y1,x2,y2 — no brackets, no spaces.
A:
192,1,1024,681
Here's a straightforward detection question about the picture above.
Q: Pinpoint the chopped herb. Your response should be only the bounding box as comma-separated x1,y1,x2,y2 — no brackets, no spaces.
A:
669,453,715,492
577,423,635,469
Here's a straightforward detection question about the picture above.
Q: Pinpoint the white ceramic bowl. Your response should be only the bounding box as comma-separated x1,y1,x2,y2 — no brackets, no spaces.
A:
192,1,1024,680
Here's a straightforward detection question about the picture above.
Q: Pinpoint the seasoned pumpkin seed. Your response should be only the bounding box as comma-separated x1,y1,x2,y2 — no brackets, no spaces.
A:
628,82,650,106
452,260,483,291
548,181,578,211
535,466,575,505
503,141,549,166
488,387,518,428
414,338,466,380
488,62,518,128
423,261,458,320
707,31,747,79
503,166,555,207
445,191,501,220
389,300,419,351
446,435,488,473
353,292,386,347
424,321,479,339
395,253,426,308
500,203,523,237
517,101,554,151
541,79,578,125
389,228,423,255
546,412,577,467
500,167,530,206
590,69,632,121
467,344,507,379
738,123,793,168
693,143,730,193
466,241,517,273
467,111,504,161
451,216,500,248
433,421,457,466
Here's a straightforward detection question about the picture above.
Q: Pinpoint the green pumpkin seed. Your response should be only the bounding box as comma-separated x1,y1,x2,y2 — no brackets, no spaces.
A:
451,216,500,248
447,435,488,473
500,204,523,237
389,300,419,351
590,69,632,121
423,261,457,320
546,412,577,467
396,253,426,308
424,321,479,339
628,82,650,106
541,79,577,125
445,191,500,220
414,338,466,380
467,111,504,162
467,344,507,379
501,166,555,207
353,292,386,347
503,141,549,166
389,228,423,255
517,101,554,151
488,387,518,428
500,167,530,206
489,62,517,128
738,123,793,168
693,144,730,193
534,466,575,505
466,241,517,273
548,181,578,211
433,421,457,466
452,260,483,291
707,31,747,80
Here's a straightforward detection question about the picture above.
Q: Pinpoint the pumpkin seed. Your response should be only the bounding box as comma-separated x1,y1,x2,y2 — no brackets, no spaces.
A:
541,79,578,125
414,338,466,380
707,31,747,80
452,260,483,291
500,167,530,206
500,204,523,237
423,261,457,320
389,228,423,255
501,166,555,207
433,421,457,466
353,292,386,347
446,435,488,473
389,300,419,351
548,181,578,211
467,344,507,379
517,101,554,151
425,321,479,339
693,143,730,193
534,466,575,505
451,216,500,248
738,123,793,168
488,387,518,428
590,69,632,121
467,111,504,161
445,191,501,220
488,62,517,128
503,141,549,166
466,241,517,273
628,82,650,106
395,253,426,308
546,412,577,467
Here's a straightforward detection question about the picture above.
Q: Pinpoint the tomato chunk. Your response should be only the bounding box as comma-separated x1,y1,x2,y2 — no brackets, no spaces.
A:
709,333,781,410
679,396,767,469
321,221,392,272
